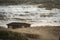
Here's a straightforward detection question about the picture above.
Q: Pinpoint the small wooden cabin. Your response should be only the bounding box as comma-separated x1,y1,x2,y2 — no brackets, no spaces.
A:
7,22,31,29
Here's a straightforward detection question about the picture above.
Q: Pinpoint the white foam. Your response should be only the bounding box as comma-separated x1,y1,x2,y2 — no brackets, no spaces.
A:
0,5,60,27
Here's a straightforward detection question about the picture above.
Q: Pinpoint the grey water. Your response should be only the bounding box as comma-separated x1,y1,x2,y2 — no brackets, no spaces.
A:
0,5,60,28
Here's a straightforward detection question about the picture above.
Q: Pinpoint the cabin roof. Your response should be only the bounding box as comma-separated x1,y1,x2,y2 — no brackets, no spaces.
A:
7,22,30,25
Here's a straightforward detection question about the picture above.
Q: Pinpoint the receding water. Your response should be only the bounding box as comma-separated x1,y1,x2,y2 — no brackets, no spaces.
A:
0,5,60,27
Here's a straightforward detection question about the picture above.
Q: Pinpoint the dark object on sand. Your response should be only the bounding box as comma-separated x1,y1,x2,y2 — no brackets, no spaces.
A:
7,22,31,29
